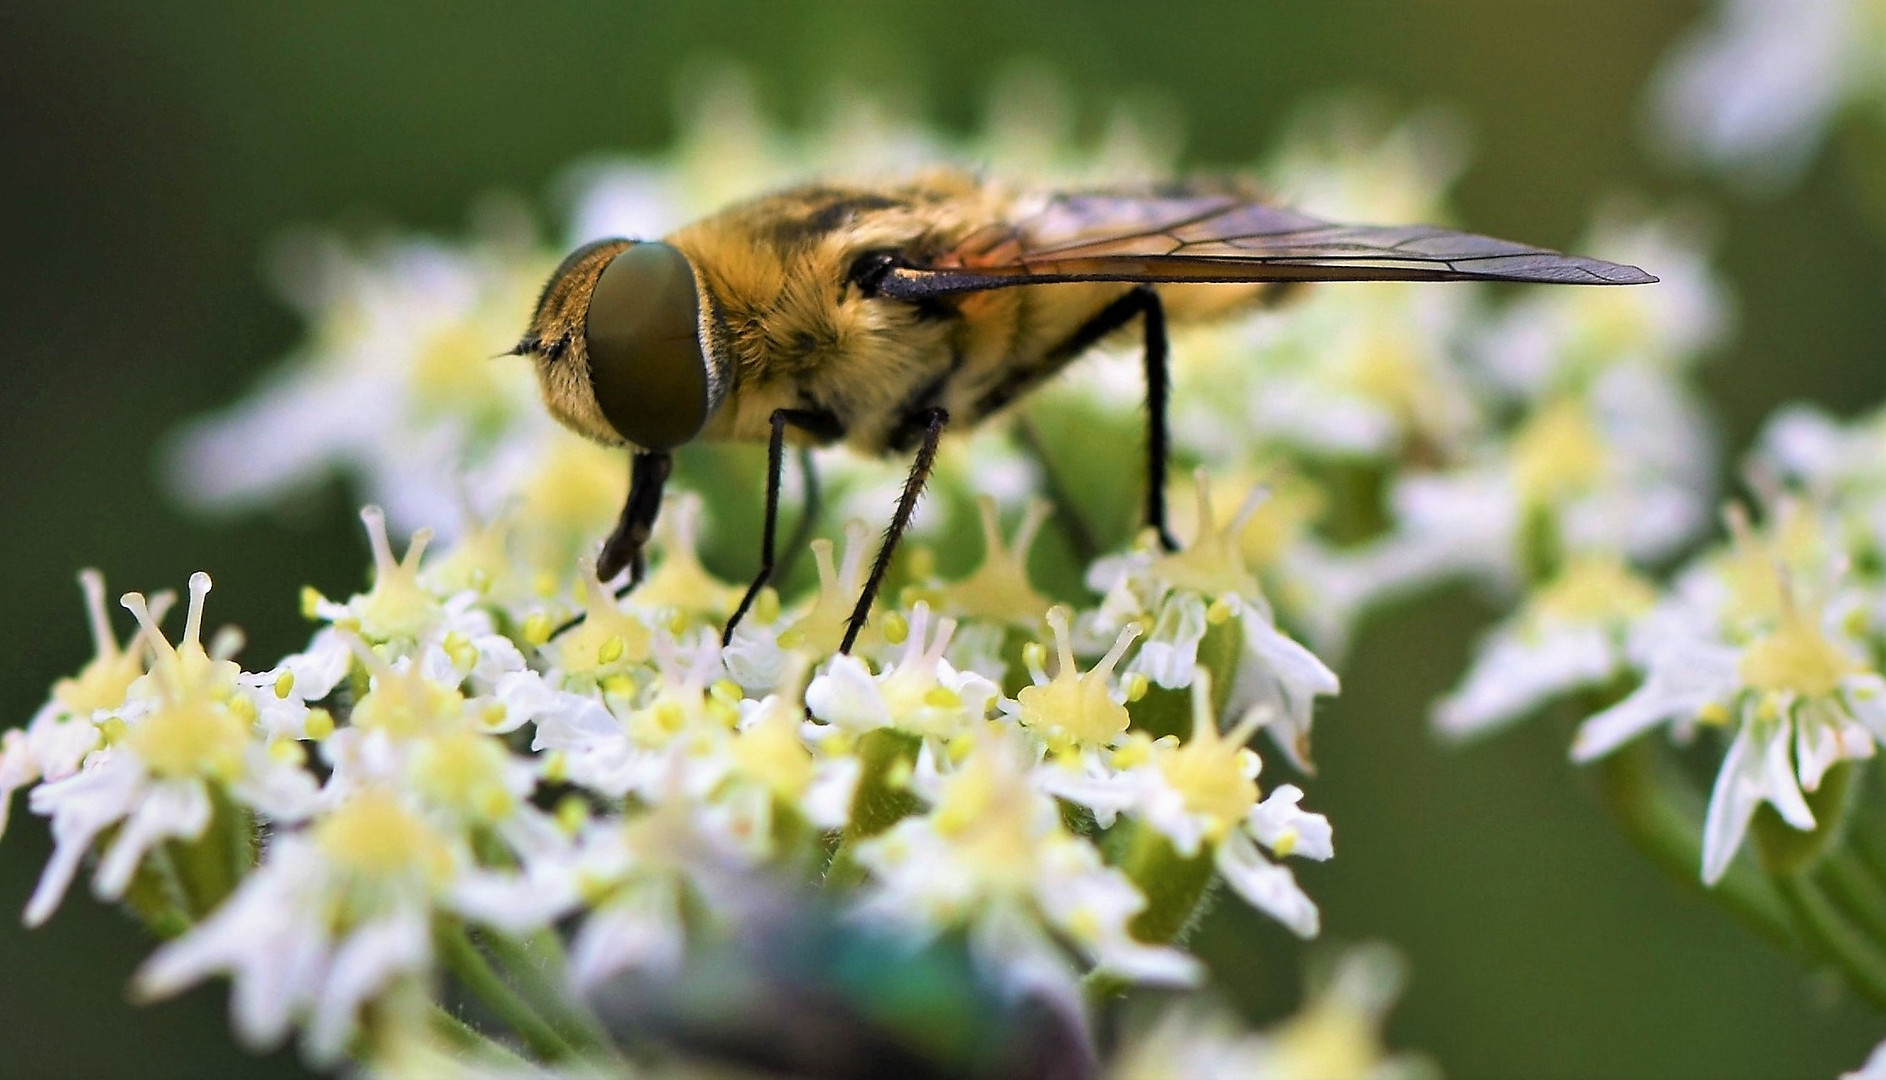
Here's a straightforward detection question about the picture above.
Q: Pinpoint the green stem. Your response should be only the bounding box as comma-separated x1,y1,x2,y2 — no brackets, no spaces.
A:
1088,818,1217,1003
1115,821,1218,946
427,1005,537,1071
435,921,577,1063
479,929,620,1061
1819,851,1886,950
825,729,922,889
168,787,254,918
1773,873,1886,1014
1592,741,1796,949
1849,815,1886,884
120,844,196,939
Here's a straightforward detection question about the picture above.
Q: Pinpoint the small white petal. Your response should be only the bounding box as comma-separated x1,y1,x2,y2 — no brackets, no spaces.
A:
1216,832,1319,938
803,655,890,731
1248,784,1333,862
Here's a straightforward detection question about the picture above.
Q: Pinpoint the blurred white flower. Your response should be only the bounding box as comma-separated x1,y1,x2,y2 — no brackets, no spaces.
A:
1846,1038,1886,1080
132,790,464,1064
1110,942,1434,1080
1573,551,1886,883
1648,0,1885,190
1435,553,1657,739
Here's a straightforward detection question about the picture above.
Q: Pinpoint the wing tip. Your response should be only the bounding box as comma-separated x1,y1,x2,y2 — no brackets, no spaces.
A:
1598,262,1658,285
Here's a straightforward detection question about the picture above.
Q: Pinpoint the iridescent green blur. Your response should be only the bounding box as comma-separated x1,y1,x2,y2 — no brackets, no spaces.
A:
4,2,1884,1077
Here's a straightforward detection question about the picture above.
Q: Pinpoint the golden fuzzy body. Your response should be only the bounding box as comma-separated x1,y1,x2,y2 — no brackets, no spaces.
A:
521,169,1271,456
515,167,1652,633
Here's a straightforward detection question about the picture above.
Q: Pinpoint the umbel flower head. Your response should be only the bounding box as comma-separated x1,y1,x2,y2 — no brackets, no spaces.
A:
22,72,1782,1076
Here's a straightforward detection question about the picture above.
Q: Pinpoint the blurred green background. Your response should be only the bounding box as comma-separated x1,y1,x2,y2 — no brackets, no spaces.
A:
5,2,1886,1076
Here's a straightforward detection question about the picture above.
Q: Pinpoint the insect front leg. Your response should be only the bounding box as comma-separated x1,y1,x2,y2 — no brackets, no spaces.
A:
723,410,827,645
548,449,673,641
600,449,673,587
841,408,949,654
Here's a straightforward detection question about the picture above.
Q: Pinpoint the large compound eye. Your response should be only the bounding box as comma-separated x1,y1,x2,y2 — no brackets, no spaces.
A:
584,241,711,450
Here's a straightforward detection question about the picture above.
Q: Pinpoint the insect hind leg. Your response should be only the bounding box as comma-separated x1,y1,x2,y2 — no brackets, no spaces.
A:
1135,286,1179,552
1042,285,1178,551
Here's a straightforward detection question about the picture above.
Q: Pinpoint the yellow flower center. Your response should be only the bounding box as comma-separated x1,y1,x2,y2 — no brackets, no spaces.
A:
423,514,513,600
779,523,872,655
1016,606,1136,747
353,507,439,642
633,494,743,619
353,663,467,738
1153,470,1264,599
112,572,256,779
941,497,1052,626
730,704,815,799
316,790,454,884
1739,600,1858,699
1154,669,1262,839
54,652,143,716
555,565,653,677
1715,501,1824,629
930,748,1041,890
1511,397,1607,506
519,434,625,560
1267,996,1382,1080
410,731,518,822
1531,554,1656,624
125,700,250,780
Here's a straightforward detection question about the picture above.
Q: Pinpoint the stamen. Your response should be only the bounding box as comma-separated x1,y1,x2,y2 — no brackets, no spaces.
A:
400,527,434,572
810,539,839,592
1092,620,1142,680
1011,498,1050,561
1227,480,1271,536
78,569,117,658
183,572,212,650
1191,468,1217,539
1188,666,1214,740
120,591,175,662
1047,606,1077,679
837,521,870,589
361,506,398,577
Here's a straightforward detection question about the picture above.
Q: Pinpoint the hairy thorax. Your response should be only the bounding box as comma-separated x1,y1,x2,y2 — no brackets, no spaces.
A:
667,171,1275,455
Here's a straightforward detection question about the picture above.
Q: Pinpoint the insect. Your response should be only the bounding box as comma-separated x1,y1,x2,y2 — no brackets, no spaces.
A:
513,169,1653,652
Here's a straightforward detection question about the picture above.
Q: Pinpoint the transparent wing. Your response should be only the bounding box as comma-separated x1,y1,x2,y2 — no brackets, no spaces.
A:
879,190,1655,298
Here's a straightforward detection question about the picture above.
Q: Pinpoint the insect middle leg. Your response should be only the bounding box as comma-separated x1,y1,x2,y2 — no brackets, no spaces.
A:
723,409,827,645
841,407,949,654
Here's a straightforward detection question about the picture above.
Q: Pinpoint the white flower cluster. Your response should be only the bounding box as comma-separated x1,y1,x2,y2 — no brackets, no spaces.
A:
3,472,1345,1072
1437,392,1886,888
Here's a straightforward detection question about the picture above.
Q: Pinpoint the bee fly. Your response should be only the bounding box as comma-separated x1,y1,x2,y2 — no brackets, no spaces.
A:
513,170,1653,652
